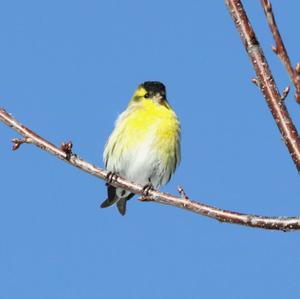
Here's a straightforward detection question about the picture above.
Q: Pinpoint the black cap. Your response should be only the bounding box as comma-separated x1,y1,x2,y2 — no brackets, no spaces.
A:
141,81,166,95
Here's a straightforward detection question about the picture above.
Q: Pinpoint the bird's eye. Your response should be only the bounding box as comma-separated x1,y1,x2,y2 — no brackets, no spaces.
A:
144,93,150,98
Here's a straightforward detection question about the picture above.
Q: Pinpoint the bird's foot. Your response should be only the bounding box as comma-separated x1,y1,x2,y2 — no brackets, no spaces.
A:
106,171,119,185
139,183,155,201
142,183,154,197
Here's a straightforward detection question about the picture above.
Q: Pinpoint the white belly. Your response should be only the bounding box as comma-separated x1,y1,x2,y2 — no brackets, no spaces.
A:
118,137,162,188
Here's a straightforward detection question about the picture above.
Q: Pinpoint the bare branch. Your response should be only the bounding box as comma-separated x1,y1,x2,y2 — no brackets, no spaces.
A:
260,0,300,103
295,63,300,103
225,0,300,173
1,107,300,232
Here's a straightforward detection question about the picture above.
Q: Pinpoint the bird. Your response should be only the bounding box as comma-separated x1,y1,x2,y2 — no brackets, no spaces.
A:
101,81,181,215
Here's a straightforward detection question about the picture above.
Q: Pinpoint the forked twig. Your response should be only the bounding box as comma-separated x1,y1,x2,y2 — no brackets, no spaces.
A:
225,0,300,172
261,0,300,103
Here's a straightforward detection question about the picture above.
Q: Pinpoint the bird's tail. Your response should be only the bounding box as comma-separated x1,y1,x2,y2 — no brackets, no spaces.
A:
100,185,134,216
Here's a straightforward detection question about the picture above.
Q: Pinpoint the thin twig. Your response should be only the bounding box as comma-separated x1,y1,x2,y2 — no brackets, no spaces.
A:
281,86,290,102
60,141,73,160
1,107,300,232
225,0,300,172
260,0,300,103
178,185,190,207
251,77,259,87
12,137,29,151
178,185,189,200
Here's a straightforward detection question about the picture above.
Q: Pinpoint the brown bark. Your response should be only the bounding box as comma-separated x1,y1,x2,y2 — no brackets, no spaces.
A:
225,0,300,172
260,0,300,104
1,107,299,232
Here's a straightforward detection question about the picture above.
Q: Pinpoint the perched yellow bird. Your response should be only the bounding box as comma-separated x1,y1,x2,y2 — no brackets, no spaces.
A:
101,81,181,215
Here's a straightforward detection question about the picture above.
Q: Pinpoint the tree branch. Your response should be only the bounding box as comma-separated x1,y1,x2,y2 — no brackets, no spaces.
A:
225,0,300,172
260,0,300,104
1,107,300,232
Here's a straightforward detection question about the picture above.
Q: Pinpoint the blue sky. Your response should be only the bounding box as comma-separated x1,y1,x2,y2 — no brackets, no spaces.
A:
1,0,300,298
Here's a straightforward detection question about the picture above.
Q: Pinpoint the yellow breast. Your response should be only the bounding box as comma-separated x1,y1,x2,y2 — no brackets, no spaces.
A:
104,98,181,182
122,100,180,153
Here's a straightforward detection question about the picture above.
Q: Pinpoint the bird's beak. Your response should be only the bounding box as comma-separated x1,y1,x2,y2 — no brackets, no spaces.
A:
153,93,165,104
